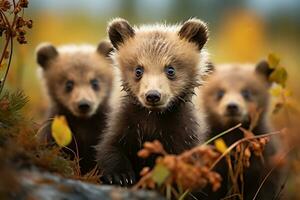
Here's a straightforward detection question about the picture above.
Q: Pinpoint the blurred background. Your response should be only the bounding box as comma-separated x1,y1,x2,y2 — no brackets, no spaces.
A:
2,0,300,122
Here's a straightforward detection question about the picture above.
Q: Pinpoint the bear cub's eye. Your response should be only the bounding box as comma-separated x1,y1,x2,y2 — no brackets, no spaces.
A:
65,80,74,93
90,79,100,91
135,66,144,79
241,89,252,100
216,89,225,100
165,65,176,79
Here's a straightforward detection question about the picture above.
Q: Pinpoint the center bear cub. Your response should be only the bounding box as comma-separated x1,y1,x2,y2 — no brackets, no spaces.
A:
96,18,210,186
37,41,113,174
201,61,281,200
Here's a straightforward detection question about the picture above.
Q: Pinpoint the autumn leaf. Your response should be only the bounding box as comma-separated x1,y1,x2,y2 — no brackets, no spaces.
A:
215,138,227,153
269,85,282,97
51,115,72,147
269,67,288,87
269,85,292,97
152,163,170,186
268,53,280,68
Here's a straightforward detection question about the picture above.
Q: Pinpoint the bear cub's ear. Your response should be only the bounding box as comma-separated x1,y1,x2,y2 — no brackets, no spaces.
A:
36,43,58,69
107,18,135,50
97,41,114,57
255,60,274,82
178,18,209,50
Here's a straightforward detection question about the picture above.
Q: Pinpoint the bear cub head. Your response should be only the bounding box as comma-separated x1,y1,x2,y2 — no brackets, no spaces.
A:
37,41,113,118
108,18,209,111
202,61,274,128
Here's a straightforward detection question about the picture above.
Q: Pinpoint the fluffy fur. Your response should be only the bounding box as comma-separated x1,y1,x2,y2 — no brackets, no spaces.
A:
36,41,114,174
201,61,281,200
96,18,210,186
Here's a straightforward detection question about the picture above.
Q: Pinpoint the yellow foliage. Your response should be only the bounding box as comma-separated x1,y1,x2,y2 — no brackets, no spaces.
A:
270,67,288,87
215,138,228,154
51,115,72,147
269,85,292,97
268,53,280,68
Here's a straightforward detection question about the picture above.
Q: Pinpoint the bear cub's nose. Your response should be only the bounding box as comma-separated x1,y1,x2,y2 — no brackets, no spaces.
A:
226,102,239,115
78,100,91,113
145,90,161,104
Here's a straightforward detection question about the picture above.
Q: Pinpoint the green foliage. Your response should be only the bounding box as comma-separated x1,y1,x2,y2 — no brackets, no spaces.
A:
0,90,28,128
0,90,28,144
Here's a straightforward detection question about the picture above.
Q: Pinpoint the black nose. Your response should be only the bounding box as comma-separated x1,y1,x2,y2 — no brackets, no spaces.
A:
226,103,239,114
78,100,91,113
145,90,161,104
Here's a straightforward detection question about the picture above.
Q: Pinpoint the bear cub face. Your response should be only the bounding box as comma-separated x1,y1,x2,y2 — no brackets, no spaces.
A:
109,18,208,111
37,41,113,118
202,61,273,128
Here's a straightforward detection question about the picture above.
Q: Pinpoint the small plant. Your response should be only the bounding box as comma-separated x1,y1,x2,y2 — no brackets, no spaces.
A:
0,0,32,94
133,140,222,200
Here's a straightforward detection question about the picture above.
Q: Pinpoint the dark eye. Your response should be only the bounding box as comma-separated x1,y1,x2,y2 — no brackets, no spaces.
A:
90,79,100,91
135,66,144,79
241,89,252,100
216,89,225,100
65,80,74,93
165,65,176,79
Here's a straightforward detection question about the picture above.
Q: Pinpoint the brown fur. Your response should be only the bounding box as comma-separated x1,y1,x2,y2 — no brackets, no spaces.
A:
96,18,210,186
37,41,114,174
200,61,281,200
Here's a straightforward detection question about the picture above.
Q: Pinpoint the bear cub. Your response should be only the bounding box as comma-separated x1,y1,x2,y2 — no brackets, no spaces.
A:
96,18,211,186
201,61,281,200
37,41,113,174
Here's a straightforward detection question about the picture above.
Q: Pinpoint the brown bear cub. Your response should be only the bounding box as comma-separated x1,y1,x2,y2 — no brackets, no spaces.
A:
201,61,281,200
96,18,210,186
37,41,114,174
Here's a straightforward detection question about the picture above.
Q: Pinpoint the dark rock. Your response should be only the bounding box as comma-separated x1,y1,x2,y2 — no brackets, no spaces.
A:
12,170,164,200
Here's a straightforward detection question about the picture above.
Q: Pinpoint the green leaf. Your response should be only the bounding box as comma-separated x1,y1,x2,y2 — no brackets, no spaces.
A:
152,163,170,186
269,67,288,87
268,53,280,68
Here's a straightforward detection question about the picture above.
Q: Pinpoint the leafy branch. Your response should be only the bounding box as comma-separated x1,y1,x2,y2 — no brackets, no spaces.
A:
0,0,32,95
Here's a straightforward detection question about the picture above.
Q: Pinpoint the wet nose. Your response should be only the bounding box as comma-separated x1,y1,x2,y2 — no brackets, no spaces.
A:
145,90,161,104
226,102,239,114
78,100,91,113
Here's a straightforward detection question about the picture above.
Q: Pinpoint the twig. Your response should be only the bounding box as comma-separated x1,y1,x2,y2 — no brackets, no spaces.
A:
273,173,289,200
131,171,153,190
178,189,190,200
210,130,282,170
252,148,293,200
0,35,13,94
